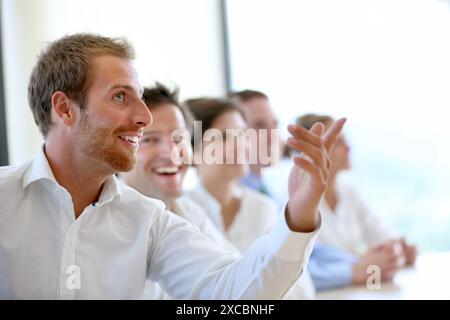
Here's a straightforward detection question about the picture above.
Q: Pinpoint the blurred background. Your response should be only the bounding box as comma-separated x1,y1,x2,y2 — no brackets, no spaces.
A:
1,0,449,252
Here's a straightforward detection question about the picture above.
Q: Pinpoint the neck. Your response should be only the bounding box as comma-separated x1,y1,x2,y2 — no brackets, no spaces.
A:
249,163,262,177
202,175,237,207
164,197,178,211
44,138,111,219
202,175,241,230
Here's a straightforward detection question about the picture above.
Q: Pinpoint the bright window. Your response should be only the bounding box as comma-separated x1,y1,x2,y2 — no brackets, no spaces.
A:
226,0,450,252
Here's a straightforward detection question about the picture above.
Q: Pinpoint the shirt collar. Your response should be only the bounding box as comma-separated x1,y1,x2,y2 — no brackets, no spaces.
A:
23,144,122,206
193,183,223,229
193,183,245,232
95,175,122,206
22,144,58,189
241,173,264,190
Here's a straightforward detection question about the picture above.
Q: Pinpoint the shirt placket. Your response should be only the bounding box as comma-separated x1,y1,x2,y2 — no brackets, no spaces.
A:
57,192,90,300
59,221,80,299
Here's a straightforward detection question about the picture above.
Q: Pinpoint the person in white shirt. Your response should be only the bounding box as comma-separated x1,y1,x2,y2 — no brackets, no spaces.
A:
185,98,316,299
297,113,417,285
120,84,239,299
0,33,346,299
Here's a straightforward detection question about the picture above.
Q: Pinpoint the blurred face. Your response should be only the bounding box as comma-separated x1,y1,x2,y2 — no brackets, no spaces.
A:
328,121,351,173
122,103,190,200
73,56,152,173
198,110,249,182
240,97,280,167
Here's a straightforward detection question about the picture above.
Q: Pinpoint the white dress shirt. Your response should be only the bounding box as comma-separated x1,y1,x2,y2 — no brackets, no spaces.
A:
188,184,278,253
169,196,240,256
0,146,318,299
317,177,397,255
142,196,240,299
188,184,316,300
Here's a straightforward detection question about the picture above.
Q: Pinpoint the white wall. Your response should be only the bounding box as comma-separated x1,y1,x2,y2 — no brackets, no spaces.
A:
1,0,226,165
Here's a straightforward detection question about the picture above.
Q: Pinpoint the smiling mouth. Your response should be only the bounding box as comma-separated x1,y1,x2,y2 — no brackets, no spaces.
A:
152,166,180,176
119,135,139,147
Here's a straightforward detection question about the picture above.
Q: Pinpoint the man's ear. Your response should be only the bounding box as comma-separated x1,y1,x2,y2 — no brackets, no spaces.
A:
51,91,77,127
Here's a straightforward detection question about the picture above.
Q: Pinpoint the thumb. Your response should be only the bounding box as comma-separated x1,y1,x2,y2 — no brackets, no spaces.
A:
310,122,325,137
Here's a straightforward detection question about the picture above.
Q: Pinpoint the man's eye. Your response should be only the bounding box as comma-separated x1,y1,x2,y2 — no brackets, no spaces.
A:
114,93,125,102
141,137,159,144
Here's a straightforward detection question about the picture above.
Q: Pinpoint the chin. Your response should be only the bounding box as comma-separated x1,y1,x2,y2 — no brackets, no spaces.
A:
344,161,351,170
226,165,247,179
100,147,137,173
161,189,182,199
110,157,136,172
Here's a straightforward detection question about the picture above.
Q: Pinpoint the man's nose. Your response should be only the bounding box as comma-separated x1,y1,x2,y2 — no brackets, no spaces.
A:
134,99,153,128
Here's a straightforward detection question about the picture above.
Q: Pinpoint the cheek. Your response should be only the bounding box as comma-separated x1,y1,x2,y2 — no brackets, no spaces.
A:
137,150,158,170
88,108,118,127
331,148,347,163
330,149,341,163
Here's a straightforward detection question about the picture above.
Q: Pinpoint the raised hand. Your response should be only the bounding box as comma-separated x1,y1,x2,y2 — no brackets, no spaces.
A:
285,118,346,232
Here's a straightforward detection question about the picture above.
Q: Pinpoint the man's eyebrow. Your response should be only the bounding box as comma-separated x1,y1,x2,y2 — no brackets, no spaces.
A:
108,84,142,95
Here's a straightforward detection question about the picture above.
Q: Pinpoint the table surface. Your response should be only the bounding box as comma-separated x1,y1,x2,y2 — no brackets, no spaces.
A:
315,251,450,300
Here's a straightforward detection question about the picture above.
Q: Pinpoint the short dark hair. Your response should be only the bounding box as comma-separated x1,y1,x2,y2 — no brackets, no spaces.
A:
143,82,180,108
184,98,245,150
142,83,193,131
28,33,135,137
229,89,268,103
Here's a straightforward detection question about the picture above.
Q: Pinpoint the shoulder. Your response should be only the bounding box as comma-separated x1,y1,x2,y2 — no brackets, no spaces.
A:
0,161,31,187
186,185,205,202
175,196,210,220
243,186,277,207
336,177,361,200
176,196,207,214
116,184,194,238
335,177,371,216
118,181,166,215
185,185,219,214
241,186,279,217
